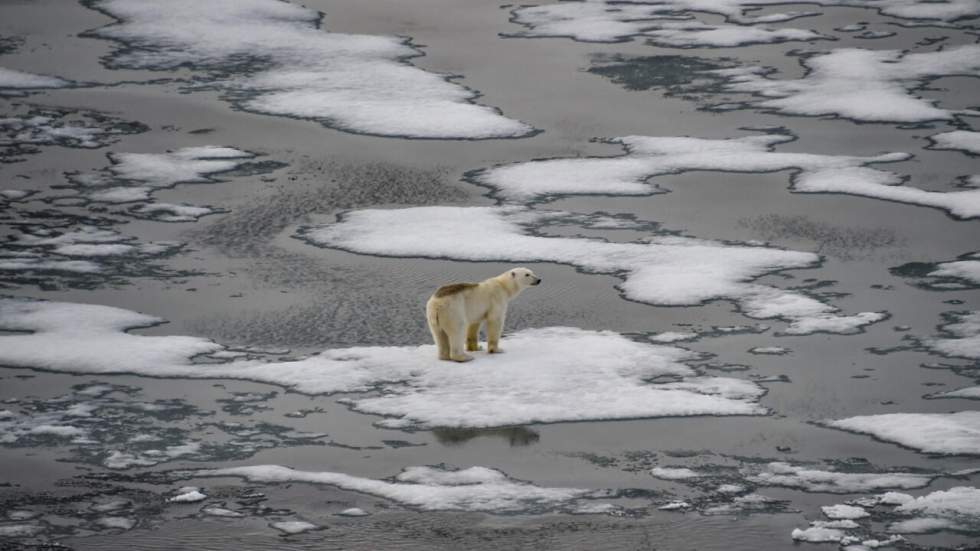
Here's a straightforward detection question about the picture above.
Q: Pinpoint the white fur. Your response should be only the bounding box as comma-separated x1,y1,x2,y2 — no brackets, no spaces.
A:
426,268,541,362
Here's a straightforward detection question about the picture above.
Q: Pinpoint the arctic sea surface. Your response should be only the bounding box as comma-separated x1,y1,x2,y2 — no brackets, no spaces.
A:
0,0,978,549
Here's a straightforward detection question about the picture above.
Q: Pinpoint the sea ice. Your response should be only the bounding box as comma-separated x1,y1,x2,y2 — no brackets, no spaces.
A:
923,311,980,360
0,67,72,89
471,132,908,202
86,0,532,139
824,411,980,455
651,467,702,480
198,464,594,513
823,504,870,519
0,299,768,429
507,2,826,46
747,462,934,492
929,130,980,155
884,487,980,534
337,507,369,517
715,45,980,123
169,487,207,503
300,205,886,335
270,521,319,534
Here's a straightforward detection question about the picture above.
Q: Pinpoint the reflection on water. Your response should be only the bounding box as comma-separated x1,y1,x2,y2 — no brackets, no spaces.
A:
432,426,541,447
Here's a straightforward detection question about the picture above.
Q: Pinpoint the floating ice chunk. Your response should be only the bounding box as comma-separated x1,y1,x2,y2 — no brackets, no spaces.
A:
202,505,245,518
199,464,592,513
0,258,102,273
823,504,870,519
28,424,86,437
923,311,980,360
929,131,980,155
824,411,980,455
0,189,34,201
717,46,980,123
91,499,131,513
129,202,217,222
507,2,826,46
86,0,532,139
336,507,369,517
931,386,980,400
95,516,136,530
270,521,318,534
928,261,980,285
658,501,692,510
716,484,746,494
791,524,848,542
649,331,698,343
0,67,72,89
53,243,136,257
0,299,766,428
0,110,141,151
793,166,980,220
300,206,885,335
0,524,44,537
472,133,908,202
651,467,702,480
888,517,963,533
108,147,253,188
169,487,207,503
878,492,914,506
897,486,980,517
747,462,934,492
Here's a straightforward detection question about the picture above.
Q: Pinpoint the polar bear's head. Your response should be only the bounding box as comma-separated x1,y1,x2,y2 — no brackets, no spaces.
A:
509,267,542,288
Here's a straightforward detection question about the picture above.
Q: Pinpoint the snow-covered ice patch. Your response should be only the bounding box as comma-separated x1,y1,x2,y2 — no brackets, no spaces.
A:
270,520,319,534
471,132,908,202
714,46,980,123
168,487,207,503
95,516,136,530
749,346,789,355
651,467,702,480
747,462,934,492
923,311,980,360
649,331,698,343
85,0,532,139
0,67,72,89
197,464,596,513
0,298,769,429
823,504,870,519
300,205,887,335
824,411,980,455
507,3,826,46
929,130,980,156
0,108,144,155
883,487,980,535
337,507,369,517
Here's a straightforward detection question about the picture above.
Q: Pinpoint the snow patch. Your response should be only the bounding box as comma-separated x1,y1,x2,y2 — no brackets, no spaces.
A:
747,462,934,492
86,0,532,139
824,411,980,455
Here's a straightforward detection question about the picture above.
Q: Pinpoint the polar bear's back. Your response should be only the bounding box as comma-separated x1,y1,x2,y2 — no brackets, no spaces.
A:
432,282,478,298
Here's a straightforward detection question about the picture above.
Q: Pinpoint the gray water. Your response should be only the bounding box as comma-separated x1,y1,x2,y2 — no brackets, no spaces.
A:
1,0,978,549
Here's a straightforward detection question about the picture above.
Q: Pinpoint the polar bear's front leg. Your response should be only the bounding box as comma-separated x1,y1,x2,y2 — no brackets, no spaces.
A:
466,322,483,352
486,315,504,354
447,322,474,362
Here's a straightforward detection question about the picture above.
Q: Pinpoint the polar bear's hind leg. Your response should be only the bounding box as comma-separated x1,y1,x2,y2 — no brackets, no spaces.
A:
447,321,474,362
466,322,482,352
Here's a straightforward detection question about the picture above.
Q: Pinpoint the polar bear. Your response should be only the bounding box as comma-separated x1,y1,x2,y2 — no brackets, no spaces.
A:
426,267,542,362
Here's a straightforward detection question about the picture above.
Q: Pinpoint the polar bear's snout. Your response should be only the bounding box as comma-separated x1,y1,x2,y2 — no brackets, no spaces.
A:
531,277,541,286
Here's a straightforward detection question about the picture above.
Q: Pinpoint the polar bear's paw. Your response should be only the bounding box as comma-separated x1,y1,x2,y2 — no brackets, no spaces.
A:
451,353,474,363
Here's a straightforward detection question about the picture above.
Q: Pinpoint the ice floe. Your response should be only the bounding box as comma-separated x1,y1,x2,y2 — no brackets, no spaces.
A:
0,298,768,429
168,487,207,503
824,411,980,455
883,487,980,535
0,67,72,89
747,462,934,493
507,2,826,46
823,504,870,519
196,464,596,513
651,466,702,480
891,254,980,290
300,205,887,334
929,130,980,155
924,311,980,360
0,108,144,158
86,0,532,139
474,131,980,219
270,520,319,534
714,45,980,123
471,132,908,202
